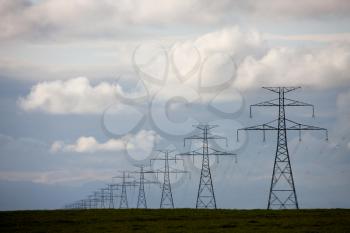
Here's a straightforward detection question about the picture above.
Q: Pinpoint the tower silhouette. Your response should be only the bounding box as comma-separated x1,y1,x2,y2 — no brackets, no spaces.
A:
237,87,328,209
179,124,236,209
107,184,120,208
120,172,128,208
113,171,136,209
160,151,173,208
151,150,187,208
137,166,147,208
130,165,159,209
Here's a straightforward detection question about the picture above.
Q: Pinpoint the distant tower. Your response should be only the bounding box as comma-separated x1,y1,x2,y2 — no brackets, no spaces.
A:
120,172,128,208
100,187,110,208
179,124,236,209
160,151,173,208
130,165,159,209
107,184,120,209
151,150,187,208
238,87,328,209
112,171,136,209
137,166,147,208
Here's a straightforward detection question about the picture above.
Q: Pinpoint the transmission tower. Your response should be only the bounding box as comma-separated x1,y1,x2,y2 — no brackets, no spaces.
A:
130,165,160,208
92,191,102,208
87,194,95,209
178,124,236,209
150,150,188,208
74,199,86,209
100,187,111,208
137,166,147,208
107,183,120,208
237,87,328,209
113,171,136,208
65,186,115,209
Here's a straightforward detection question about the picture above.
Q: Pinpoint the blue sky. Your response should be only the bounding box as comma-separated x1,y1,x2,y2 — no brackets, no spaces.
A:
0,0,350,210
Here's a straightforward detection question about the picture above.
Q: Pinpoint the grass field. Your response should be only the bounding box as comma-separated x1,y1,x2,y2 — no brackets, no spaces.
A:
0,209,349,233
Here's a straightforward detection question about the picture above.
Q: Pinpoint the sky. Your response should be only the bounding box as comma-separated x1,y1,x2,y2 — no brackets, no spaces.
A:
0,0,350,210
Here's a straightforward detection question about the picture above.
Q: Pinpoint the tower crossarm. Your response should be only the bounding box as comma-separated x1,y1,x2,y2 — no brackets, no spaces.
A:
208,147,237,163
184,134,228,146
184,134,204,146
107,184,121,197
112,173,135,181
238,119,279,131
208,147,236,156
284,98,313,107
177,149,202,157
250,98,314,117
285,119,328,141
262,86,301,93
284,98,315,117
285,118,327,131
194,124,219,131
176,149,203,163
250,98,278,117
237,118,328,142
151,168,188,174
237,119,278,142
150,157,179,162
143,178,161,185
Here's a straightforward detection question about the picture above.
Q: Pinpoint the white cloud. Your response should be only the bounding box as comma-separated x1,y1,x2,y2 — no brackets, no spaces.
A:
0,0,226,41
50,137,125,153
134,26,266,96
18,77,124,114
153,27,350,93
264,33,350,43
195,26,266,59
51,130,160,154
2,0,350,41
124,129,161,161
17,26,350,112
234,44,350,89
244,0,350,19
16,26,264,114
150,27,350,92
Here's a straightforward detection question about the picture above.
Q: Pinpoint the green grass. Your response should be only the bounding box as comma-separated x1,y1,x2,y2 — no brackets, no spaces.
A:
0,209,349,233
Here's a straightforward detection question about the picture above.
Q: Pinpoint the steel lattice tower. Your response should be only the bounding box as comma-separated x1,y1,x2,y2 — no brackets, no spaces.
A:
151,150,187,208
179,124,236,209
113,171,136,209
237,87,328,209
100,187,110,208
137,166,147,208
130,165,159,209
93,191,100,208
160,151,173,208
120,172,128,208
107,184,120,208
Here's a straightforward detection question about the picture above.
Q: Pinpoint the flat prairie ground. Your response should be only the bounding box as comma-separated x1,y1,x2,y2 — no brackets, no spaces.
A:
0,209,349,233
